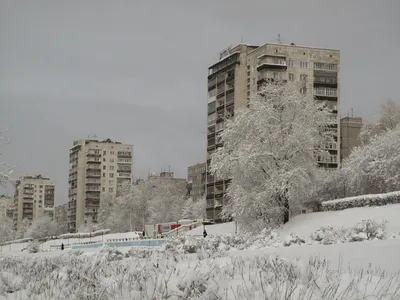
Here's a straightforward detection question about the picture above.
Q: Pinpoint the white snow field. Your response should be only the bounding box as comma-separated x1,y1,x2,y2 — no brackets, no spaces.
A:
1,204,400,299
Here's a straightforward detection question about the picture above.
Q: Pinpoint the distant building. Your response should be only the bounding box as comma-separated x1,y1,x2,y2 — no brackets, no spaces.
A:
68,138,133,232
340,116,363,162
148,171,187,193
54,203,68,224
187,162,206,200
0,195,13,219
13,175,55,231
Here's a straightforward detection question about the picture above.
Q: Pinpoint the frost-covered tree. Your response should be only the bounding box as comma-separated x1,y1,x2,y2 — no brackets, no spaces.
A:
0,128,13,187
0,216,15,243
181,197,206,219
343,125,400,195
103,178,186,233
24,215,54,238
210,80,335,231
97,193,116,230
360,99,400,144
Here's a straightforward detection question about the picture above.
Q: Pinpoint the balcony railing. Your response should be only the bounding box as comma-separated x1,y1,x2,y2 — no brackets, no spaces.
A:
314,88,338,97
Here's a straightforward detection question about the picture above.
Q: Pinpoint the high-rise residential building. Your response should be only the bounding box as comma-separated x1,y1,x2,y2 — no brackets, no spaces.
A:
206,42,340,220
0,195,13,219
13,175,55,231
187,162,206,200
68,139,133,232
54,203,68,224
340,116,363,162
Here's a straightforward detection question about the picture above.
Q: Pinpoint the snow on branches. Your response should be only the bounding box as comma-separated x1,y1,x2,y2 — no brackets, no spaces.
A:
210,80,335,231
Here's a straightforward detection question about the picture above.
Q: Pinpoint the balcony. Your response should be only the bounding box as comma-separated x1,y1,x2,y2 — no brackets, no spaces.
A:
117,152,132,158
86,172,101,178
314,88,338,99
85,186,101,193
117,159,132,164
257,57,287,71
87,158,101,164
86,164,101,170
313,63,338,72
87,152,101,157
314,77,338,88
208,78,217,90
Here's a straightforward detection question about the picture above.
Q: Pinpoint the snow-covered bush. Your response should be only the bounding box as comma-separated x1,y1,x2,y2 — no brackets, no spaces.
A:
283,233,306,247
310,226,346,245
310,219,388,245
99,246,124,261
322,191,400,211
0,251,399,299
349,219,387,241
27,242,40,253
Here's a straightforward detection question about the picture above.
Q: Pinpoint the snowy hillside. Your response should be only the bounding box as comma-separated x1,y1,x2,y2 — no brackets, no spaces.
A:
189,203,400,238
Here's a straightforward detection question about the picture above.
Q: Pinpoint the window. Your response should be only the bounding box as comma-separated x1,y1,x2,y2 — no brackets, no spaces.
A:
103,166,106,170
103,173,106,177
300,61,308,68
109,173,114,178
288,60,294,67
110,151,115,155
102,187,105,192
300,87,307,94
109,158,114,163
103,158,106,162
103,151,106,155
300,74,307,81
109,187,114,192
289,73,294,81
109,166,114,170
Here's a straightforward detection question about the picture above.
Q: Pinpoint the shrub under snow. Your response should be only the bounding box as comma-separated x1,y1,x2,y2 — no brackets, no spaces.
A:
0,250,400,299
310,219,388,244
322,191,400,211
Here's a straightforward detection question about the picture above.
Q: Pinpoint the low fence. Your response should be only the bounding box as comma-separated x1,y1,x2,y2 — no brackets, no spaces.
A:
71,239,167,250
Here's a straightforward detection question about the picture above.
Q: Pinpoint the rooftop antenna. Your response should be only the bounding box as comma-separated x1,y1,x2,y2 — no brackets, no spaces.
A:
277,33,282,44
351,108,354,117
240,36,244,43
168,165,171,172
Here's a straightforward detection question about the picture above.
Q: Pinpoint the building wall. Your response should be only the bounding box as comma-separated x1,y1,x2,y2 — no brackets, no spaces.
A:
187,162,206,200
13,175,55,231
340,116,363,161
68,139,133,232
206,42,340,221
148,171,187,194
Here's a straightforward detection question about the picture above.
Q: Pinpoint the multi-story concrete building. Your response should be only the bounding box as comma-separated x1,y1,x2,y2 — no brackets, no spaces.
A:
0,195,13,219
68,139,133,232
206,42,340,220
340,116,363,162
13,175,55,231
187,162,206,200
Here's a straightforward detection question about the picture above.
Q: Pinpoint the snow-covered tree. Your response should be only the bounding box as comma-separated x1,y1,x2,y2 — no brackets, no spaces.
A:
210,80,335,231
360,99,400,144
97,193,116,230
24,215,54,238
181,197,206,219
0,216,15,243
343,125,400,195
0,127,13,187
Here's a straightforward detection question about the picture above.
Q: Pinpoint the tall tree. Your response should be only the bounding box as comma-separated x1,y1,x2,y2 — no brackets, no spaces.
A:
0,216,15,243
210,81,334,231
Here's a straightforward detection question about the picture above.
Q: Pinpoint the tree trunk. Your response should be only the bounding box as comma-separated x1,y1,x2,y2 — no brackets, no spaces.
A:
283,197,290,224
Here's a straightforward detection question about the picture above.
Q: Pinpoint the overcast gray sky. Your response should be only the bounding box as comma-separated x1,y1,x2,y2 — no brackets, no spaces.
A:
1,0,399,204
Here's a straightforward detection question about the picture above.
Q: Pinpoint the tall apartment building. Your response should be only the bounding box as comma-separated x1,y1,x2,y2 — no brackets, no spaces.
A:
148,171,187,193
0,195,13,219
13,175,55,231
54,203,68,224
206,43,340,220
68,139,133,232
187,162,206,200
340,116,363,162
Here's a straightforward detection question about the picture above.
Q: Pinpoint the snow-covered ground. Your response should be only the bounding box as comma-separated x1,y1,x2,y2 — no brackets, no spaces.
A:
1,204,400,299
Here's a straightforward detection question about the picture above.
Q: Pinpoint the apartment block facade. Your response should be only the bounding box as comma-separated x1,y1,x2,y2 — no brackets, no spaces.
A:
340,116,363,162
13,175,55,231
187,162,206,200
206,43,340,220
68,139,133,232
